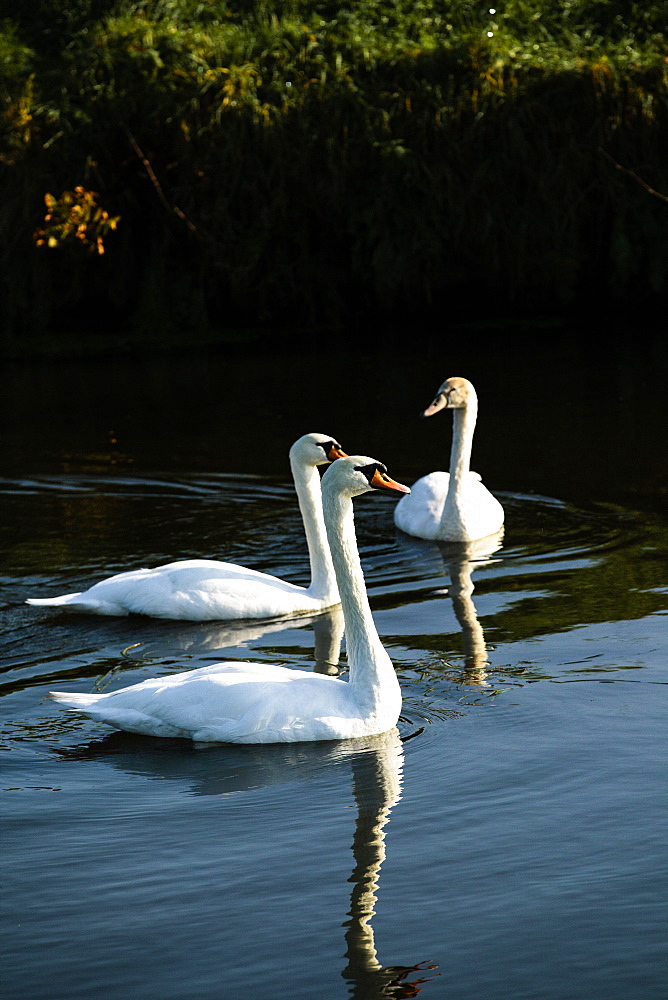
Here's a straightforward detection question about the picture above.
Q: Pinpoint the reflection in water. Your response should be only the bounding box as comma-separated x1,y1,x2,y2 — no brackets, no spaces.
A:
2,366,667,1000
397,530,503,688
79,607,346,712
447,556,489,685
442,531,503,687
313,605,344,675
343,733,437,999
58,729,435,995
113,606,345,674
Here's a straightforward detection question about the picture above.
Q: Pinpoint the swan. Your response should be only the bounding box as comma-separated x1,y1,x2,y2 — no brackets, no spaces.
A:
49,456,410,743
394,377,504,542
26,433,348,621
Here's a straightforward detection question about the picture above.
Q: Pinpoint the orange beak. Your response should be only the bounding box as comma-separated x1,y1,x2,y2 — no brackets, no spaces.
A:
327,443,348,461
370,468,411,494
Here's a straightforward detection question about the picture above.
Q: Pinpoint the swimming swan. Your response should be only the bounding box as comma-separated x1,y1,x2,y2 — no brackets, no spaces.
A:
49,456,410,743
27,433,347,621
394,377,504,542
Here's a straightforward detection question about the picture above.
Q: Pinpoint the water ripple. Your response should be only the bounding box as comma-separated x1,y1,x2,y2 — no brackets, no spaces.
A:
1,476,666,752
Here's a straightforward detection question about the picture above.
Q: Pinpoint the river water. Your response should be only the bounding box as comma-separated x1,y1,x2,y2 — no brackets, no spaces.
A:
1,334,666,999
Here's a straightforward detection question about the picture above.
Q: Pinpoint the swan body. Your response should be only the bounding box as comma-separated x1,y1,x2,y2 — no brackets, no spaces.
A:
27,433,346,621
394,377,504,542
50,456,410,743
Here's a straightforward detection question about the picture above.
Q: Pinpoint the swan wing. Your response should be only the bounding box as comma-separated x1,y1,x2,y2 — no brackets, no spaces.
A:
51,661,365,743
452,478,505,541
394,471,499,540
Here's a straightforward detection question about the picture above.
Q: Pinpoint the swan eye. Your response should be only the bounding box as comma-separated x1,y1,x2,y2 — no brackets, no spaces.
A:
354,462,390,487
354,462,380,484
322,440,346,462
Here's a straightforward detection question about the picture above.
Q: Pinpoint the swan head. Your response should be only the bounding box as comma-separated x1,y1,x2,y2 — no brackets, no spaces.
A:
421,376,477,418
289,432,348,467
322,455,411,500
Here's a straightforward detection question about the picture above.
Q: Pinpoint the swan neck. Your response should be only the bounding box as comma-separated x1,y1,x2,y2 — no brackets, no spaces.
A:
448,400,477,488
290,457,338,602
323,492,396,701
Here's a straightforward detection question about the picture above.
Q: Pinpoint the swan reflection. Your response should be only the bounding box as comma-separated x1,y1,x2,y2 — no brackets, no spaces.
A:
397,529,503,687
57,730,435,995
343,732,437,998
312,605,345,674
112,605,345,675
443,534,502,686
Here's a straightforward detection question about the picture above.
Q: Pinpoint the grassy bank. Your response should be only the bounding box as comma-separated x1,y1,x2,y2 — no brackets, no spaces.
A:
1,1,666,352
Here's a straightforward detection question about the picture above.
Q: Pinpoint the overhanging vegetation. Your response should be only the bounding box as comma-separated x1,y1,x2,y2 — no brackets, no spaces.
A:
1,1,666,349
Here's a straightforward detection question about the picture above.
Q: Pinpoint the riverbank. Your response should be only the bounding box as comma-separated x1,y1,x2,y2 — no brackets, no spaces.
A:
1,1,666,353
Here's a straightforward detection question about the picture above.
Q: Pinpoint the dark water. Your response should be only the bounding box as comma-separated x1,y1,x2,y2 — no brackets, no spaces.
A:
1,338,666,1000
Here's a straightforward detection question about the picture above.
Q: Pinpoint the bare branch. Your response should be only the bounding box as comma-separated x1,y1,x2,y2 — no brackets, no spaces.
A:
600,147,668,204
124,126,199,233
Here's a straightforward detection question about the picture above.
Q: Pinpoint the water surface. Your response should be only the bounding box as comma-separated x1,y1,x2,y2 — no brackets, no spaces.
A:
1,342,666,999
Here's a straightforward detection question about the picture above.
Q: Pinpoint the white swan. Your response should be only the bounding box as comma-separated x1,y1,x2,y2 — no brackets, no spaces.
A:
26,433,348,621
394,377,504,541
49,456,410,743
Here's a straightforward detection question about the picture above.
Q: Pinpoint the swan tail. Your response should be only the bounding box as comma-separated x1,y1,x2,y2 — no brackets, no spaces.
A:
26,594,129,616
49,692,186,737
26,593,82,607
49,690,101,708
